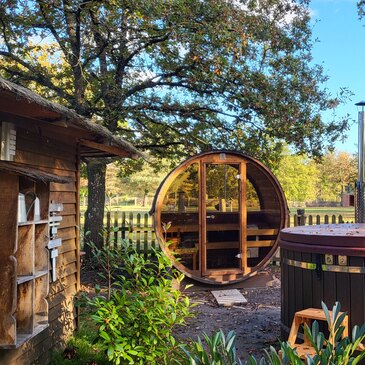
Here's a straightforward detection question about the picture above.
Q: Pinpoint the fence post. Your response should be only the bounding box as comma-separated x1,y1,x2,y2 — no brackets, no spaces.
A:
296,209,306,226
121,212,126,241
129,212,134,244
324,215,329,224
308,215,313,226
332,214,336,224
339,214,344,223
316,215,321,225
144,213,149,253
136,213,141,252
113,211,119,248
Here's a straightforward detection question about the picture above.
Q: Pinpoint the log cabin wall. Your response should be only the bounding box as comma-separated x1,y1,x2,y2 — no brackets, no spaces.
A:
0,123,80,364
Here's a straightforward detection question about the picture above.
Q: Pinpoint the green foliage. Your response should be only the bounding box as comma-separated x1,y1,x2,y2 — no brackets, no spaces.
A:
51,318,109,365
274,149,357,205
85,228,123,300
175,330,242,365
80,242,193,365
0,0,351,163
247,302,365,365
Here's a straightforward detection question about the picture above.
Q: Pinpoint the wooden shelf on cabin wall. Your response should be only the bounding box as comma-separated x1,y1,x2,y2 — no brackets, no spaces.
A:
0,175,50,349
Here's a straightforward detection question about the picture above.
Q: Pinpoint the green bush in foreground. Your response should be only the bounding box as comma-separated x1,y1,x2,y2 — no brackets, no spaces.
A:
80,242,193,365
175,329,242,365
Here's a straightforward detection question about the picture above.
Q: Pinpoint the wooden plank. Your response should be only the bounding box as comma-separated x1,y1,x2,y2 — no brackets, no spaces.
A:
0,109,93,141
335,270,350,321
294,251,303,313
16,133,76,163
15,150,76,172
240,162,247,273
59,215,76,230
0,326,52,365
16,281,34,334
58,238,77,255
50,191,76,204
287,249,296,336
311,253,324,309
48,282,77,311
53,203,76,216
0,257,17,346
75,150,81,295
36,166,76,179
349,256,365,330
302,252,313,312
211,289,247,306
48,275,77,300
281,248,289,337
201,161,207,275
57,227,77,241
80,139,132,158
206,240,274,250
323,265,336,311
16,225,34,276
50,181,77,192
0,173,18,257
61,250,77,266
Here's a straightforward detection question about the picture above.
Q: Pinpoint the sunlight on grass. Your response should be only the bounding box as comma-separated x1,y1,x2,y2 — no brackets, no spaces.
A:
51,318,108,365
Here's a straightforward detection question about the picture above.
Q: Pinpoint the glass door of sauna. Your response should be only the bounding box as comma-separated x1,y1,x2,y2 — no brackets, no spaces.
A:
203,163,243,273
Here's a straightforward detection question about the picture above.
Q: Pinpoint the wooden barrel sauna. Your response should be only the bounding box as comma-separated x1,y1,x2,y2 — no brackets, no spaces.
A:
152,150,288,285
280,224,365,338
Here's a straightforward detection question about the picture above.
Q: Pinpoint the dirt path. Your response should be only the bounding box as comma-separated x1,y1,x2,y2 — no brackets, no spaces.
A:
174,269,281,362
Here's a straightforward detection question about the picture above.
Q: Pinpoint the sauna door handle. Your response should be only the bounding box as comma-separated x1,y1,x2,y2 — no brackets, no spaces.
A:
206,215,215,219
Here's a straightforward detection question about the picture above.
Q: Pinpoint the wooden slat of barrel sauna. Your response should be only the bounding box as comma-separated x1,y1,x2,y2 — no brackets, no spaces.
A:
294,251,304,313
349,257,365,329
310,254,323,309
302,252,313,312
323,264,336,310
281,248,290,332
335,270,350,321
287,249,296,332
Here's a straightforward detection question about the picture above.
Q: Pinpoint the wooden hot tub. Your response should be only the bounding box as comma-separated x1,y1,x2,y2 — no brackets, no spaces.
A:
280,224,365,338
152,150,288,285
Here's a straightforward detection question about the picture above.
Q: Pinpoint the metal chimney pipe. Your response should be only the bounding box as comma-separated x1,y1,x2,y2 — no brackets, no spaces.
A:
355,101,365,222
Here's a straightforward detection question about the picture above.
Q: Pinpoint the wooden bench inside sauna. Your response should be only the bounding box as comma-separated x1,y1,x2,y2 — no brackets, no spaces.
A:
152,151,288,285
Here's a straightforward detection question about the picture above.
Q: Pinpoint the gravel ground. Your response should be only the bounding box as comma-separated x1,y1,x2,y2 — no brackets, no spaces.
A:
174,266,282,363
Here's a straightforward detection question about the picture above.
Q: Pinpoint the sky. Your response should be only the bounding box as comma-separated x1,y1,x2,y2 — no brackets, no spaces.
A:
310,0,365,154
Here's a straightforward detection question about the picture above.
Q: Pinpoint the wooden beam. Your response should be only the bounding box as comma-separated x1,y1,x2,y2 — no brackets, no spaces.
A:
79,139,131,158
0,111,93,141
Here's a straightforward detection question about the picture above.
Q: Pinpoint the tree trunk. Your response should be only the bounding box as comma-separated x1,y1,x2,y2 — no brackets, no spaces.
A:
84,159,106,258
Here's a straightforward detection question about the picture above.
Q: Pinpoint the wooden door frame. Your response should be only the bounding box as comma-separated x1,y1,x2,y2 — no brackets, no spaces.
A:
200,155,247,277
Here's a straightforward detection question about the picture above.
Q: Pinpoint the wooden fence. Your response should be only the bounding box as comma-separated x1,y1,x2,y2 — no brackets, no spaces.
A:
91,211,355,253
104,211,157,253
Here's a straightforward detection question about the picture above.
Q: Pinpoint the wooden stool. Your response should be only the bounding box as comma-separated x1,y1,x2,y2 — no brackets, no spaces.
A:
287,308,349,360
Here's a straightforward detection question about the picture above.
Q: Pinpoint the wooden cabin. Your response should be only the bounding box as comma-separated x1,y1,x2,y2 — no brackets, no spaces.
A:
153,151,288,285
0,77,141,364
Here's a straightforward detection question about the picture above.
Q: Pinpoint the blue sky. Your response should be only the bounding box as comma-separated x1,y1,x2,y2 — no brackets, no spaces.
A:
310,0,365,154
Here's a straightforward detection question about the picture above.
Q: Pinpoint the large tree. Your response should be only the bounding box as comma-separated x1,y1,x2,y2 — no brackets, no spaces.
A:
0,0,350,249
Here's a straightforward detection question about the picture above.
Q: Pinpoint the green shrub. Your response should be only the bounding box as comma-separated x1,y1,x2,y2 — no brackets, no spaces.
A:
175,329,242,365
80,241,193,365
